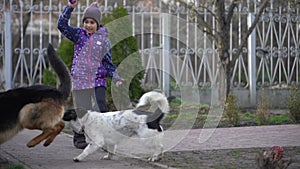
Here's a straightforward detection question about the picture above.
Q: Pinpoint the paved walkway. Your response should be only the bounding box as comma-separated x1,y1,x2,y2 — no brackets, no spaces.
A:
0,125,299,169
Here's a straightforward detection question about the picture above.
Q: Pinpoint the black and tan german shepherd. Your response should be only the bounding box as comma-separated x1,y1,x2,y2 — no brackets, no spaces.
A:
0,44,71,147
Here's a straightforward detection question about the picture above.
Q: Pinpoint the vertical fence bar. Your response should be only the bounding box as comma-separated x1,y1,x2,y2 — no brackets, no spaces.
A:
248,13,256,107
4,11,12,90
29,0,34,85
163,14,170,96
49,0,52,43
58,2,62,44
176,3,180,83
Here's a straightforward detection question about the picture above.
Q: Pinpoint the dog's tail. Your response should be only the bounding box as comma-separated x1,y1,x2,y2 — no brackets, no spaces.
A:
47,44,71,101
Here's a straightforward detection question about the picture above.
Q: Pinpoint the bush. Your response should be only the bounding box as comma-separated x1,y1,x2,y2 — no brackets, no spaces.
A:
287,88,300,123
224,94,240,126
256,90,270,125
56,39,74,69
102,6,145,110
42,69,57,87
42,39,73,87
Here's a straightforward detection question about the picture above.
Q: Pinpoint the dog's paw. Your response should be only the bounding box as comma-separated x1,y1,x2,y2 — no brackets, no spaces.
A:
26,141,37,148
102,154,112,160
43,139,53,147
148,155,161,162
73,157,80,162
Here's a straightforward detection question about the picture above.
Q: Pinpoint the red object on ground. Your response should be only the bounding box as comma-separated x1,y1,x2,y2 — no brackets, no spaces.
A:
270,145,284,159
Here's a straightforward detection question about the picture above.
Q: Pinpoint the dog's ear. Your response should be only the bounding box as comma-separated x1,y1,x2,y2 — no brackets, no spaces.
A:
62,109,77,121
136,104,151,112
167,96,176,103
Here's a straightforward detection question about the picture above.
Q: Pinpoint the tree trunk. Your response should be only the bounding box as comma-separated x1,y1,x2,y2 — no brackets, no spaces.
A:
215,0,232,96
218,46,231,96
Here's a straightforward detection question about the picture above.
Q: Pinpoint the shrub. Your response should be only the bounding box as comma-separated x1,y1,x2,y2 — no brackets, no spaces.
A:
56,38,74,69
42,39,73,87
100,6,145,110
256,90,270,125
42,69,57,87
224,94,240,126
287,88,300,123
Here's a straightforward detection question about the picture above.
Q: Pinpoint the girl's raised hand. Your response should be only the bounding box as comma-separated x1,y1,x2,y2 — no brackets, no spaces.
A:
68,0,78,8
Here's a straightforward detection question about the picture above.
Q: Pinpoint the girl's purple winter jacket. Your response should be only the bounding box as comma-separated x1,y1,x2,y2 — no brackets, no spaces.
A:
57,5,122,90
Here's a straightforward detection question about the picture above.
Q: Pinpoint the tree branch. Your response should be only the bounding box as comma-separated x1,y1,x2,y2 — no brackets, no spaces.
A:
197,3,218,20
231,0,269,62
226,0,239,27
175,0,218,42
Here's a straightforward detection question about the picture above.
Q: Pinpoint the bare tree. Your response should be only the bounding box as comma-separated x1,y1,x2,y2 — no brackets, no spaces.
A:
173,0,269,96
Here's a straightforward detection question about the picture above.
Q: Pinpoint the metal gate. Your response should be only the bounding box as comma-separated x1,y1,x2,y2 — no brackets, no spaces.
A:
1,0,300,107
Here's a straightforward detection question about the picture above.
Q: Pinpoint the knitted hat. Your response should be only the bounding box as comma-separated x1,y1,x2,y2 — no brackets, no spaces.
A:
83,2,102,26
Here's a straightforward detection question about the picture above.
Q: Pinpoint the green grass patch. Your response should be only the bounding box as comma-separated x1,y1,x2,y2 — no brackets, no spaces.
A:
240,112,256,121
199,104,210,110
2,164,24,169
165,113,179,120
268,114,293,124
170,98,181,106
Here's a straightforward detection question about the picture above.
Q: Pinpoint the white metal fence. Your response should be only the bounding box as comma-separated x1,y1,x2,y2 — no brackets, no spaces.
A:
1,0,300,106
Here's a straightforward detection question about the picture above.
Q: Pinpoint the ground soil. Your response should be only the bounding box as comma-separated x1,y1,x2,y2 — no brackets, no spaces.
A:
155,108,300,169
157,146,300,169
1,146,299,169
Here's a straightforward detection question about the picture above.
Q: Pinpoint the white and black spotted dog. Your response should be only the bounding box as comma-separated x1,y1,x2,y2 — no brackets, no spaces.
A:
63,91,169,162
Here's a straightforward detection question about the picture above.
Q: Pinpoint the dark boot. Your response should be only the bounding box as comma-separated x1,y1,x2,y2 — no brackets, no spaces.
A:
73,132,88,149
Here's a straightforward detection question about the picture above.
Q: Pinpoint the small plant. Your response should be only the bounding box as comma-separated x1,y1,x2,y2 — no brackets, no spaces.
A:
287,88,300,123
224,94,240,126
256,90,270,125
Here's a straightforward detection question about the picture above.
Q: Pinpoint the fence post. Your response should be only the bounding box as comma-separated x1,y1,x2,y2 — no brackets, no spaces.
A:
4,11,12,90
248,13,256,107
162,14,170,96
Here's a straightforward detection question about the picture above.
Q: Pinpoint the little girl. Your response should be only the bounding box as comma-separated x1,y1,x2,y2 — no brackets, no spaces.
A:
57,0,123,149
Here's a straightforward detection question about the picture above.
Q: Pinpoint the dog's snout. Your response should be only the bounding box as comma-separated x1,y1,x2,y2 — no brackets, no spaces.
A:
63,109,77,121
